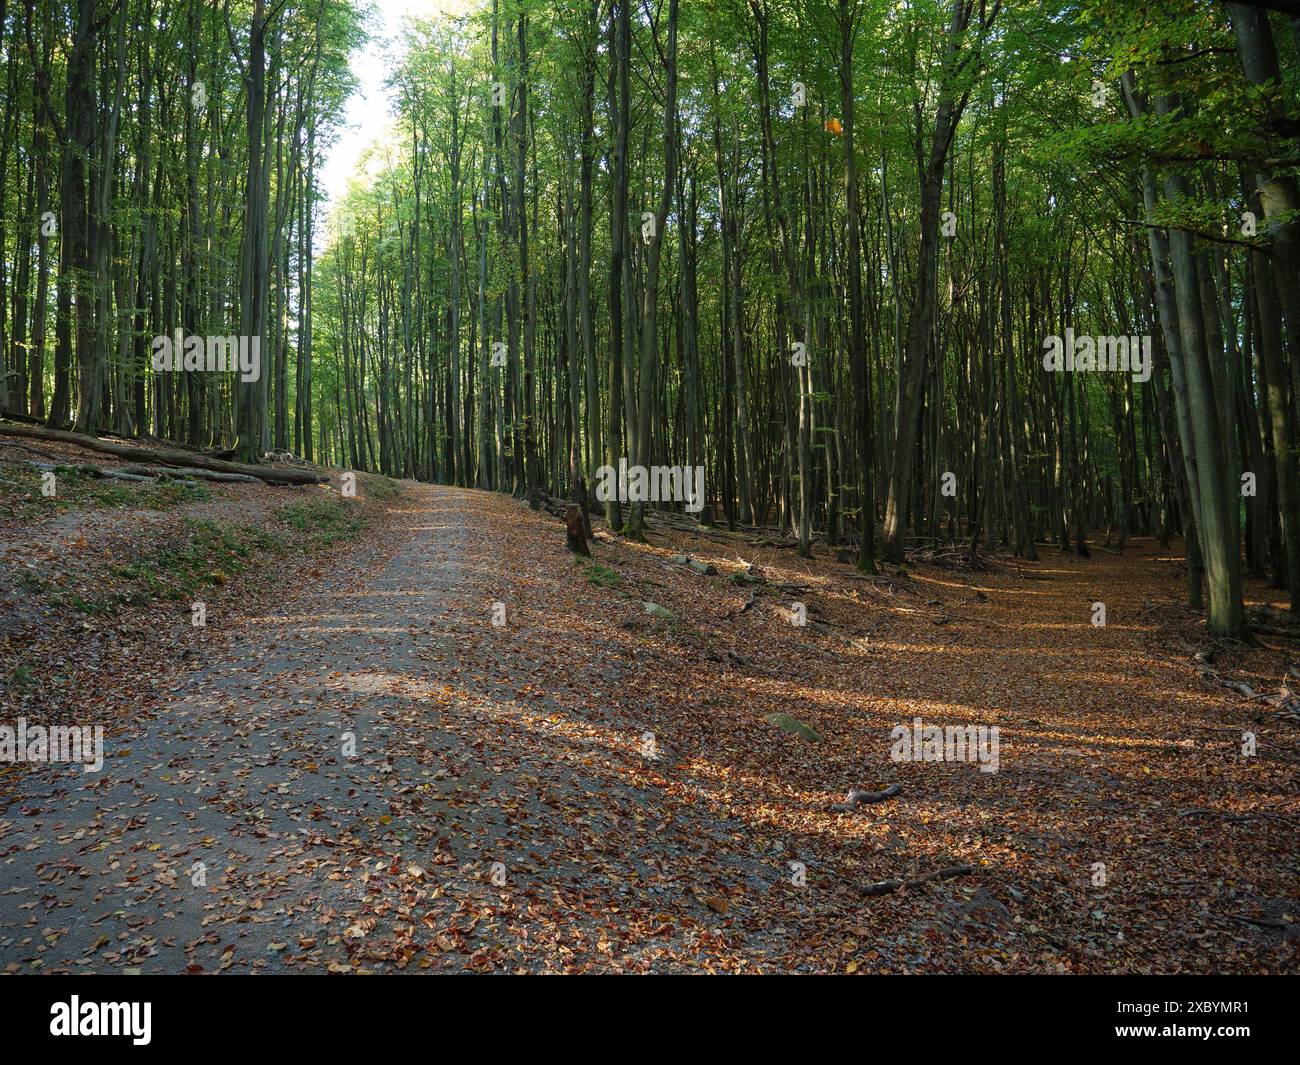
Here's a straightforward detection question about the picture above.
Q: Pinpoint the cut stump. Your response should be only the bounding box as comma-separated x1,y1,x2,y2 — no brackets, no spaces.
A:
565,504,590,556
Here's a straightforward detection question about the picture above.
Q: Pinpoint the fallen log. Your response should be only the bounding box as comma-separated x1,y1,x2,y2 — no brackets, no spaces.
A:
748,537,798,549
0,423,327,485
117,464,259,484
22,459,155,483
528,489,570,519
0,411,47,426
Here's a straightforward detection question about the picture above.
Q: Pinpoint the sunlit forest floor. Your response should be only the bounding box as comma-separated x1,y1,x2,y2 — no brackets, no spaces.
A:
1,460,1297,973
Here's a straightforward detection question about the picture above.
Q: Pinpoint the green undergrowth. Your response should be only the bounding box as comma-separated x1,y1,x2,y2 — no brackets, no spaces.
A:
0,463,210,517
582,561,622,587
66,493,369,614
358,473,402,500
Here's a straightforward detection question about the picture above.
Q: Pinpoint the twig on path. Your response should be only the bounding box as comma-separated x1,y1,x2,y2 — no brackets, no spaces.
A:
831,782,902,812
728,587,761,620
1233,915,1295,933
1180,808,1295,825
861,864,975,896
1190,656,1300,709
1198,669,1263,699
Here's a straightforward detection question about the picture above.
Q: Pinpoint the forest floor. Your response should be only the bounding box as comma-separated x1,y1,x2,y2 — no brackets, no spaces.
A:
1,463,1297,973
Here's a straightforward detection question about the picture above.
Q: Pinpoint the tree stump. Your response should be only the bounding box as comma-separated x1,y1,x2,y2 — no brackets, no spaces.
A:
565,504,590,556
573,476,593,539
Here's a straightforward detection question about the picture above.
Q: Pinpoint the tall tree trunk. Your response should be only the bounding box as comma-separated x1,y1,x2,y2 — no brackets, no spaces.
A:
882,0,983,561
841,0,876,571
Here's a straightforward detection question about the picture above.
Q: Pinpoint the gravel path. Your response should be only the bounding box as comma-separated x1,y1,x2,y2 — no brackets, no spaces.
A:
0,485,777,973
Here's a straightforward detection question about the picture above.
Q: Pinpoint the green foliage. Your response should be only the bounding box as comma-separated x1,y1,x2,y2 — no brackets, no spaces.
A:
111,519,281,605
53,498,365,615
276,498,367,548
584,562,621,587
0,465,210,517
359,474,403,500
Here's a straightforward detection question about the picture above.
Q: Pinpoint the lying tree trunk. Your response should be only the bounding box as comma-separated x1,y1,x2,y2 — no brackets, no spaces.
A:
0,411,50,427
565,503,590,556
116,464,261,484
533,489,574,519
0,423,327,485
22,459,155,483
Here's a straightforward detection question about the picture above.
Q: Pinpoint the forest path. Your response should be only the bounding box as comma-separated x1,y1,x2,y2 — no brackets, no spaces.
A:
2,485,1295,973
0,484,780,973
